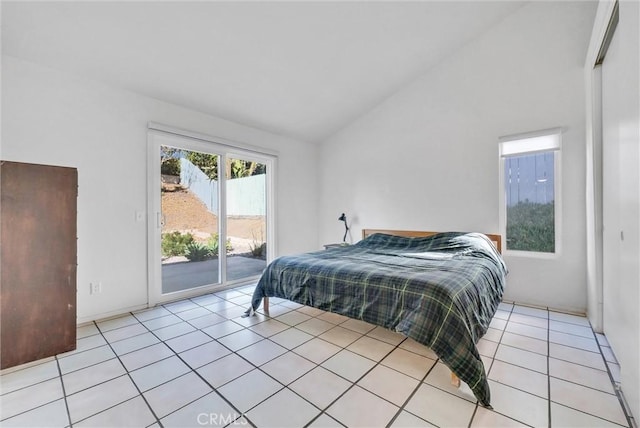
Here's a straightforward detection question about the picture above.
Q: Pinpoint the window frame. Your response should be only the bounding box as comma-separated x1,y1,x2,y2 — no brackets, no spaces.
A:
147,123,277,305
498,128,562,258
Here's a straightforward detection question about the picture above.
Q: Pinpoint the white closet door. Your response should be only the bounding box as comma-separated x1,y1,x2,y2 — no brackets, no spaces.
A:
601,0,640,419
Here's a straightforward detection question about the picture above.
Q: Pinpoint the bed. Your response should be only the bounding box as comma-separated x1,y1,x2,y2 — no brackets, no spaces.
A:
245,229,507,407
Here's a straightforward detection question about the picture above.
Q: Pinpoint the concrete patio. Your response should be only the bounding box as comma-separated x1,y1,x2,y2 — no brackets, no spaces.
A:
161,255,266,293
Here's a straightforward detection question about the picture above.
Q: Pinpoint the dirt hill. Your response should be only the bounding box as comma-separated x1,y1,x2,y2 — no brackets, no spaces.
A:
161,186,265,246
162,186,217,235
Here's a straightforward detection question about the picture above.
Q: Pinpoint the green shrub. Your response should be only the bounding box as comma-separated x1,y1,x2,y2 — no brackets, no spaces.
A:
207,233,232,256
250,241,266,258
249,230,266,258
185,242,211,261
506,201,555,252
207,233,220,256
161,231,194,257
161,158,180,176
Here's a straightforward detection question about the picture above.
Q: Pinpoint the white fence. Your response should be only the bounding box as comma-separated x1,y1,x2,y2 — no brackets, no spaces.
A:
180,158,265,216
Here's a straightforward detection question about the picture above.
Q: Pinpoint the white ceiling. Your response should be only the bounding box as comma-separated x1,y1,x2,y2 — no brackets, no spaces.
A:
2,1,526,143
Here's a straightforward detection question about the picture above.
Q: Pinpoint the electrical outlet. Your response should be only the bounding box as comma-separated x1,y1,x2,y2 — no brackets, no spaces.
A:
90,282,102,294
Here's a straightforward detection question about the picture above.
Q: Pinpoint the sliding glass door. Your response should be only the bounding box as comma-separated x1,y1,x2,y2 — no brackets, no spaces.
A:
160,147,222,293
225,156,268,282
148,129,274,305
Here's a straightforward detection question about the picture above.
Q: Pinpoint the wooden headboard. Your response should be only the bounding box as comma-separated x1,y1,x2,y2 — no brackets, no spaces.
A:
361,229,502,254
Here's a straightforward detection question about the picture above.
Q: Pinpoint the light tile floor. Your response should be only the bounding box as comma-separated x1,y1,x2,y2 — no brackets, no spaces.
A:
0,285,634,427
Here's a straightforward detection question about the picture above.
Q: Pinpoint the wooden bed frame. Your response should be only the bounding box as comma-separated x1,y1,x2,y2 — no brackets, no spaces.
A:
261,229,503,389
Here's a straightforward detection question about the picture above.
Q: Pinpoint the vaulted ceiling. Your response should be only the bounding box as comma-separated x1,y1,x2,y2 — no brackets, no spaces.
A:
2,1,526,143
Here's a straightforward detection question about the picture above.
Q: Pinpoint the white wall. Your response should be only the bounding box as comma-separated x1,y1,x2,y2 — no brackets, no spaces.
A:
319,1,597,313
1,55,319,323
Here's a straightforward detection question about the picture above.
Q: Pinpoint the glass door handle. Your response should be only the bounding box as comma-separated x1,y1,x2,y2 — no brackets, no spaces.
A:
157,212,166,228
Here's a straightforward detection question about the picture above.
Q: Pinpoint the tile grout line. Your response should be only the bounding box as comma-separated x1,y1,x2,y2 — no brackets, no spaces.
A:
298,311,498,426
77,308,233,424
385,347,441,428
590,322,634,428
1,290,631,428
234,310,387,427
513,305,628,427
105,298,633,427
482,303,540,427
93,315,164,428
0,324,113,425
157,292,327,424
140,314,265,426
495,304,627,427
245,305,435,427
291,311,452,426
190,298,336,426
303,335,408,428
56,331,77,428
0,364,65,420
139,294,282,423
132,305,248,428
2,299,506,426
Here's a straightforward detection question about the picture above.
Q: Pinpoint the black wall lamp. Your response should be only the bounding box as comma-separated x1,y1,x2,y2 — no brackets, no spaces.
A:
338,213,349,243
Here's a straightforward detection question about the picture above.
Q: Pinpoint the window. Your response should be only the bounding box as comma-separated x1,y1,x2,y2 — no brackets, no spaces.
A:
499,129,561,255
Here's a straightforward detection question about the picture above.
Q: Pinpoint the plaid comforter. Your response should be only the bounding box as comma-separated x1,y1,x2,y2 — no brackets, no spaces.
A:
248,232,507,406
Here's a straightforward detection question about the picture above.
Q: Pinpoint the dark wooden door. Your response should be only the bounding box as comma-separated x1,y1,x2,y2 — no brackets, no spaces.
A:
1,161,77,369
